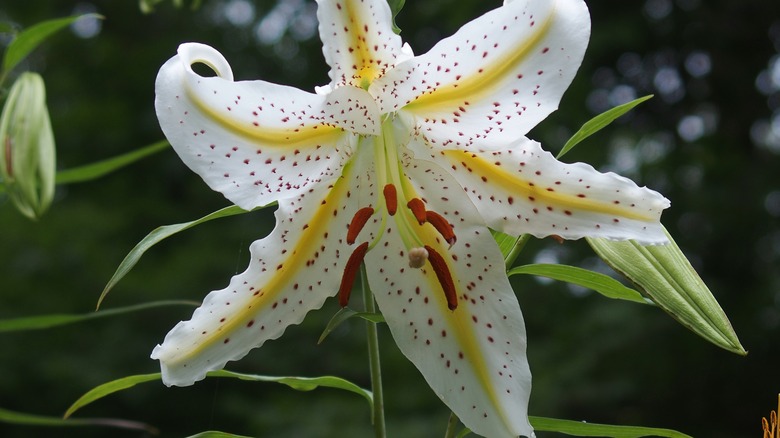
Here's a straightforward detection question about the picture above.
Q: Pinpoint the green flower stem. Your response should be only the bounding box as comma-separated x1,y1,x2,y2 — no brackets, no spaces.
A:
504,233,532,270
361,264,386,438
444,411,460,438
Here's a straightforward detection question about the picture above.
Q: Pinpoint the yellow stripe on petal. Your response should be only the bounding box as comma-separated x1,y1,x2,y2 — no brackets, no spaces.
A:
444,149,656,222
420,236,511,429
404,12,553,113
186,86,343,147
167,160,356,366
399,180,513,431
363,156,533,436
318,0,405,89
342,0,380,89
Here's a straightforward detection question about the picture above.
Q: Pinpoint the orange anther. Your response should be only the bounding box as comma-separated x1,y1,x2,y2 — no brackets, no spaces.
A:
426,211,457,246
406,198,427,224
338,242,370,307
424,245,458,310
383,184,397,215
346,207,374,245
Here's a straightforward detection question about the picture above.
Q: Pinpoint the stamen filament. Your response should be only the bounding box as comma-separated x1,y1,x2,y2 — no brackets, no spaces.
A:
347,207,375,245
338,242,370,307
425,211,457,246
424,245,458,310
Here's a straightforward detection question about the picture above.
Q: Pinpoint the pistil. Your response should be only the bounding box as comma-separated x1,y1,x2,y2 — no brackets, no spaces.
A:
408,247,429,268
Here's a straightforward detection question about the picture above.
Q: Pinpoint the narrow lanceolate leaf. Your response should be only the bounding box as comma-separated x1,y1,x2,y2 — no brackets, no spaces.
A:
186,432,253,438
0,406,155,433
65,371,372,419
64,373,161,419
55,140,169,185
209,370,373,408
318,307,386,344
557,95,653,159
2,14,102,75
508,264,648,305
97,205,264,309
0,300,197,333
0,140,170,195
455,417,692,438
529,415,693,438
587,227,746,355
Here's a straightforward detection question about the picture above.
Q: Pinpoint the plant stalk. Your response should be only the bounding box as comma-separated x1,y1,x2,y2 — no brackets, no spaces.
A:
361,264,386,438
505,233,531,269
444,411,460,438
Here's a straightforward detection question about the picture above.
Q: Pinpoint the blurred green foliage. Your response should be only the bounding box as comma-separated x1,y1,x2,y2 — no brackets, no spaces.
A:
1,0,779,437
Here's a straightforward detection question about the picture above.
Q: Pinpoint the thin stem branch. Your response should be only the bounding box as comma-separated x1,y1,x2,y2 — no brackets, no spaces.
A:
504,233,532,270
444,411,460,438
361,264,386,438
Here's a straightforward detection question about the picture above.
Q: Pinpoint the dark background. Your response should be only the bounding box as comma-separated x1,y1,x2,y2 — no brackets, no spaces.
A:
1,0,779,436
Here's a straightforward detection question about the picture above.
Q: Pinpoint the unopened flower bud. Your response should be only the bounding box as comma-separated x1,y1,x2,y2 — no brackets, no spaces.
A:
0,72,56,219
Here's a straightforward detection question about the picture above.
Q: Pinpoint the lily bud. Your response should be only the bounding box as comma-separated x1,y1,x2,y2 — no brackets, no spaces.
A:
0,72,56,219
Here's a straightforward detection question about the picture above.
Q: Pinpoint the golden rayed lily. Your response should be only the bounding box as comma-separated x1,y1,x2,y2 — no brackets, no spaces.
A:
152,0,669,436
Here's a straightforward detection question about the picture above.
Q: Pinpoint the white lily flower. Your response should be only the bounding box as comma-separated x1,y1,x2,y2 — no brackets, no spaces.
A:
152,0,669,436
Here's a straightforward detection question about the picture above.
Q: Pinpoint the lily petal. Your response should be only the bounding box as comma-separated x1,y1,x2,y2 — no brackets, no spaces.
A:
317,0,409,89
155,43,380,210
370,0,589,148
365,159,532,438
151,155,378,386
421,137,670,244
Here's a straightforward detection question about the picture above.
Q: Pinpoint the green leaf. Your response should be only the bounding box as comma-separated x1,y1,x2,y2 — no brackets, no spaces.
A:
0,140,170,195
454,418,690,438
587,226,746,355
508,264,649,305
2,14,102,75
318,307,385,344
55,140,169,185
65,371,372,419
209,370,373,408
386,0,406,34
64,374,161,419
97,204,269,309
0,300,197,333
557,95,653,159
186,432,253,438
529,415,693,437
0,406,156,433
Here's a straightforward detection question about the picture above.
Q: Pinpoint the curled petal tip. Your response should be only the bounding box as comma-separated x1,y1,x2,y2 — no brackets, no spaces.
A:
176,42,234,81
